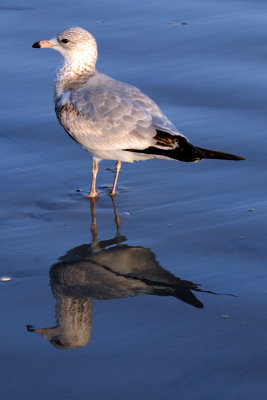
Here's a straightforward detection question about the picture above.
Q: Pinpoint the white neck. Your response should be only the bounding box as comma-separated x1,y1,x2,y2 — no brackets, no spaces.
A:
54,48,97,98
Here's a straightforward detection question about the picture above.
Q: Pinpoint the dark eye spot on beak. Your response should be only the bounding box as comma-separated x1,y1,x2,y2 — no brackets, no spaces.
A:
32,41,41,48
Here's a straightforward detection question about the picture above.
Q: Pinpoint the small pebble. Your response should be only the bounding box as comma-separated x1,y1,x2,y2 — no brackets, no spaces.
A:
239,236,245,240
123,212,130,216
221,315,229,319
0,276,12,282
75,189,82,192
247,208,254,212
168,21,188,26
26,325,35,332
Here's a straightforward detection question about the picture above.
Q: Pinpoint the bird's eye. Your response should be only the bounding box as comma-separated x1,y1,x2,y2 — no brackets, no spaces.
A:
61,38,69,44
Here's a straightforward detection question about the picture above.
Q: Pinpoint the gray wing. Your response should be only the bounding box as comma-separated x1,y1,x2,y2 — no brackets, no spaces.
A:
56,73,184,152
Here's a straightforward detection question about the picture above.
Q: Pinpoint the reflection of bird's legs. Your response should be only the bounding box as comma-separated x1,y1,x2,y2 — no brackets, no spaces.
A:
89,197,98,242
111,195,121,240
110,161,121,196
86,158,99,198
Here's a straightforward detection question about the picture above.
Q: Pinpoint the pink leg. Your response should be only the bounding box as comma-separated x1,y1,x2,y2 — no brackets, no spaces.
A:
86,158,99,198
110,161,121,196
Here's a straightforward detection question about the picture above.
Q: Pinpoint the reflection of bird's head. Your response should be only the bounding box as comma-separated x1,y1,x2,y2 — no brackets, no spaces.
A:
27,295,93,349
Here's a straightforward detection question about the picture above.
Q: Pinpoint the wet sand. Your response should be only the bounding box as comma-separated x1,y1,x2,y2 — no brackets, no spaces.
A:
1,0,267,399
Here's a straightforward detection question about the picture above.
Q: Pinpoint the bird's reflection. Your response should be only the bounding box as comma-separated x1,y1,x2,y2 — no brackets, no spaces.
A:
28,197,212,349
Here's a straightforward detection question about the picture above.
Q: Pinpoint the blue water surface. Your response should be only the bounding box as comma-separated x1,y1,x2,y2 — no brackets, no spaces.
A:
1,0,267,399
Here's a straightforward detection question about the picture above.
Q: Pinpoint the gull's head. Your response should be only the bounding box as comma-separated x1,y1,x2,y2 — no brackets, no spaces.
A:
32,27,98,67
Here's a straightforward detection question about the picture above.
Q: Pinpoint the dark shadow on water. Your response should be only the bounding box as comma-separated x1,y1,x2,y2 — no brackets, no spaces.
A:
27,197,217,350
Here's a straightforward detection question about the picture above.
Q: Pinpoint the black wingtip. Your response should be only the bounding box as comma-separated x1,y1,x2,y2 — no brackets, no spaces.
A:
32,41,40,48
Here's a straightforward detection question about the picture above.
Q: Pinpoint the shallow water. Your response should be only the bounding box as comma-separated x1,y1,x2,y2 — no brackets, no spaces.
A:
1,0,267,399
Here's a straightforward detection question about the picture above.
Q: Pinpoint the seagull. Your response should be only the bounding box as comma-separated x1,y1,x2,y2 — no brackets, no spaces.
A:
32,27,244,197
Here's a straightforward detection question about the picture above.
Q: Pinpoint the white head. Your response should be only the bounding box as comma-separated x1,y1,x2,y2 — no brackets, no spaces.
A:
32,27,98,69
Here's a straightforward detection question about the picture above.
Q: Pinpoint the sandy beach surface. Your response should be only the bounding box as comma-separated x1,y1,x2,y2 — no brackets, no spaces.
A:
1,0,267,399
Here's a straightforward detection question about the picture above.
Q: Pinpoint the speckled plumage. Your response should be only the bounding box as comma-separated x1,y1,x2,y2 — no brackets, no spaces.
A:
32,27,244,197
55,69,184,162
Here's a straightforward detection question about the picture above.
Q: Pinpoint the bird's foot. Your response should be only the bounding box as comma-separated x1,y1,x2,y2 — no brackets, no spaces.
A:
85,191,98,198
